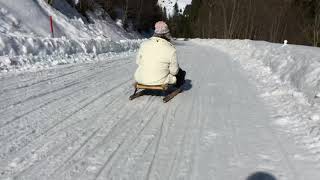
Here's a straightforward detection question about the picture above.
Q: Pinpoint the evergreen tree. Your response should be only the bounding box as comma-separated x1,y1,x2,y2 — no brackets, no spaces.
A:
162,7,168,21
173,3,179,16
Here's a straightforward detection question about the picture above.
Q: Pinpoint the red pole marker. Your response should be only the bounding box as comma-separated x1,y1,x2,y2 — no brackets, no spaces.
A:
50,16,54,38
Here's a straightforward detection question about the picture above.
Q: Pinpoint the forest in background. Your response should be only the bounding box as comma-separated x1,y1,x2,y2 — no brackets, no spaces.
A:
168,0,320,47
62,0,164,34
52,0,319,47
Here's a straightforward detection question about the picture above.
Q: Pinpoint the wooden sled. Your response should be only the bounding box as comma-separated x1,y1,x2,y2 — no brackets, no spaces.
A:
129,82,182,103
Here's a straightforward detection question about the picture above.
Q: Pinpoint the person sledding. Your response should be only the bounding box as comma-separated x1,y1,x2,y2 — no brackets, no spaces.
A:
130,21,186,102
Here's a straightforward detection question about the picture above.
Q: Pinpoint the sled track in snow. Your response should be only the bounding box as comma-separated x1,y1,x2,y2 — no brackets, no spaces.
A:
1,42,320,180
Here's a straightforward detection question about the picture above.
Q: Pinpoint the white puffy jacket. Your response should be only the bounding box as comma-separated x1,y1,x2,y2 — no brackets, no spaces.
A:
134,37,179,85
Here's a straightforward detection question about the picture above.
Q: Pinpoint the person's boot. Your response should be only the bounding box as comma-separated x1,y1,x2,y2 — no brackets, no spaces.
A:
175,70,186,88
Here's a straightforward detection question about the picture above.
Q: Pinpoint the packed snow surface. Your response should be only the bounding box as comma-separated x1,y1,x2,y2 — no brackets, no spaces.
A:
1,40,320,179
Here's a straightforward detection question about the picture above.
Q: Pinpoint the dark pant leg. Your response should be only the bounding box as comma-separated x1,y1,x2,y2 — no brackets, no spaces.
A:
175,68,186,88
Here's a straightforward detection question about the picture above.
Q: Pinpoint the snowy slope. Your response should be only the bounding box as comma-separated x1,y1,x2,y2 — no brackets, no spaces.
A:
0,0,142,73
0,0,135,40
52,0,86,20
44,0,138,40
0,0,87,38
158,0,192,15
1,40,320,179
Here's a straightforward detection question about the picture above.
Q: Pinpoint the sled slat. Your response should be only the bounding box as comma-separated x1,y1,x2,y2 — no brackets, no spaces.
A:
134,83,168,90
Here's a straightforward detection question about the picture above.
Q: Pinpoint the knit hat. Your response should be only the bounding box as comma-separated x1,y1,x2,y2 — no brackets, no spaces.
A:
154,21,170,35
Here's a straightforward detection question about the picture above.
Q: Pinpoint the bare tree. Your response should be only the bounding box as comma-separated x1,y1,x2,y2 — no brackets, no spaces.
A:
207,0,215,37
313,3,320,46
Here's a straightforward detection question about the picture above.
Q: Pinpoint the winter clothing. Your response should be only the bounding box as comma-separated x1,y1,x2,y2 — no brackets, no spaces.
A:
134,37,179,85
154,21,170,35
153,32,172,42
175,68,186,88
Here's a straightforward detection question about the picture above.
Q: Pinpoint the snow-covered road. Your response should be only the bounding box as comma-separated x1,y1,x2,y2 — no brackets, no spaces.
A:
0,41,319,180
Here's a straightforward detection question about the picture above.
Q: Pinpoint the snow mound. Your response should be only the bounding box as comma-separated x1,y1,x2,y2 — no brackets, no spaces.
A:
0,36,142,72
195,39,320,104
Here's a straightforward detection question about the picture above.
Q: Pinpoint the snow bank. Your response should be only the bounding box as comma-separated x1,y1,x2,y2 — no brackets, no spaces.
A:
0,34,141,57
194,39,320,104
0,35,142,72
193,39,320,157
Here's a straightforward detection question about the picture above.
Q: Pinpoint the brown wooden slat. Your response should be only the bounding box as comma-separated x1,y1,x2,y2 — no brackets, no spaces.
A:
134,83,168,90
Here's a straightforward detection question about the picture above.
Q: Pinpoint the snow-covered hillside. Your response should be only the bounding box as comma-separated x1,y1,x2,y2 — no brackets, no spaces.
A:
158,0,192,15
0,0,135,40
0,0,141,73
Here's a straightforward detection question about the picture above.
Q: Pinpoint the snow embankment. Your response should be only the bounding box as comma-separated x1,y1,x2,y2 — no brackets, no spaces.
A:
195,39,320,104
0,35,141,72
193,39,320,159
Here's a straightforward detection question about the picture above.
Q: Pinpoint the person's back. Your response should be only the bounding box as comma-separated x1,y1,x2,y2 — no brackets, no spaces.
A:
134,21,186,88
134,37,178,85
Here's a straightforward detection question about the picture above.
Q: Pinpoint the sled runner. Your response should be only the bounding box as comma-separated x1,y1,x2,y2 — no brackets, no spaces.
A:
129,82,182,103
